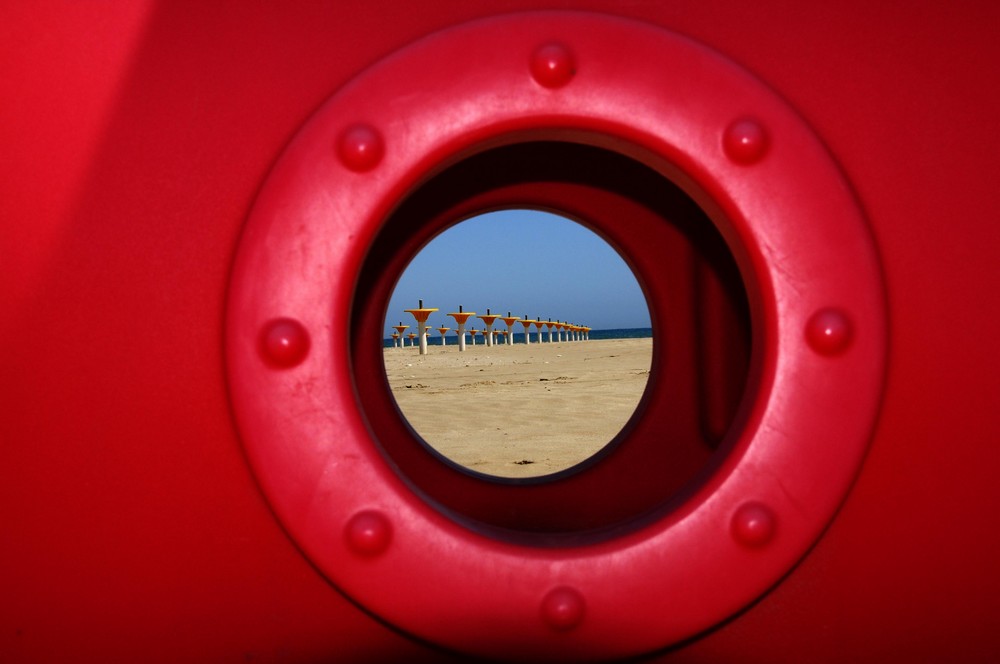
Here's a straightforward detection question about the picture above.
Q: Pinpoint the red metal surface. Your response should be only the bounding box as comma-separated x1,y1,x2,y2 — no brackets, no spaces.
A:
3,2,999,662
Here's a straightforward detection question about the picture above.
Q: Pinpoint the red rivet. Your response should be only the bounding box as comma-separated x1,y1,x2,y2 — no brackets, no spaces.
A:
805,308,854,356
541,586,585,631
731,502,776,548
723,118,769,164
259,318,310,368
336,124,384,172
530,42,576,89
345,510,392,557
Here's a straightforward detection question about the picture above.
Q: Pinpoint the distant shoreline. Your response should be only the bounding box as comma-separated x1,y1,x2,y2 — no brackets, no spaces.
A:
382,326,653,348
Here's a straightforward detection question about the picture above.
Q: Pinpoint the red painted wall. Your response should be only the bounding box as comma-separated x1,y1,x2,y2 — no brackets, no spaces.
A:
2,2,998,661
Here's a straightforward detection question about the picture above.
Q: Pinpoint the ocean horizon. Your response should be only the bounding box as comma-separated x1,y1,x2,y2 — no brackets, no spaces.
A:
382,326,652,348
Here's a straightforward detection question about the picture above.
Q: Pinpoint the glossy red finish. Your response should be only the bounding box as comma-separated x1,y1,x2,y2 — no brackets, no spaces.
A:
3,2,999,662
529,42,577,89
226,14,886,659
337,124,386,173
259,318,311,368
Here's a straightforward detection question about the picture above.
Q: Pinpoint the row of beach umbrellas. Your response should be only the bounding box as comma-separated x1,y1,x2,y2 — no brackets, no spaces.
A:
390,301,590,354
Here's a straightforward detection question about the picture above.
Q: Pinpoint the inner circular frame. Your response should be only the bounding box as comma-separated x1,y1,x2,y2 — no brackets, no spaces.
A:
377,207,661,483
225,12,886,660
353,141,750,536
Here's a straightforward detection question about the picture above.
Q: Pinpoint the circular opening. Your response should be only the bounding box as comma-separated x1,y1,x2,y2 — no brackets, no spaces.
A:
227,16,887,656
381,209,654,479
351,140,752,540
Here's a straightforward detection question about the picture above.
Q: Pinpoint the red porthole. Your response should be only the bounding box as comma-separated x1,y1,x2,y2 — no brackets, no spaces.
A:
226,11,885,660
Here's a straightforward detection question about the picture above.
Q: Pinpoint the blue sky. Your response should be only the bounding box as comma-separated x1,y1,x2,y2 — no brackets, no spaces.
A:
383,210,651,338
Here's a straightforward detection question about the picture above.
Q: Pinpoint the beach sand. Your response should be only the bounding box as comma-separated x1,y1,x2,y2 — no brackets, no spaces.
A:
383,337,653,478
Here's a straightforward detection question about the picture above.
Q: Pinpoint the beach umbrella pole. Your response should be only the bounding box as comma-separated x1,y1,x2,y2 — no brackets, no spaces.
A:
447,305,475,352
403,300,438,356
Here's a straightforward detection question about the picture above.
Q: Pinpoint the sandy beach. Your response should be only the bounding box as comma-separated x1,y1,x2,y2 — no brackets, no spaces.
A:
383,337,653,478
